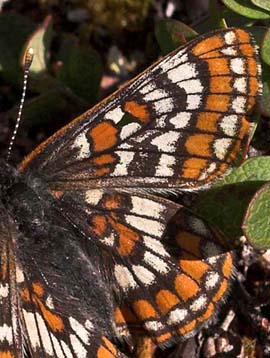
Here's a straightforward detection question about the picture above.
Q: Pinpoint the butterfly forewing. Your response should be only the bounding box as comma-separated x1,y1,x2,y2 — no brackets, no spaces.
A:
20,28,261,190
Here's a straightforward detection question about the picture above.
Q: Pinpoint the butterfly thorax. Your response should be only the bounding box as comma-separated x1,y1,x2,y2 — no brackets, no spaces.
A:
0,159,49,238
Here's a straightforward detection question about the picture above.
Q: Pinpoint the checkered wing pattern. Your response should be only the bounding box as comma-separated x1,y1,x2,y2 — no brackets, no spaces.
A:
0,204,127,357
12,27,261,354
20,28,261,190
52,189,233,346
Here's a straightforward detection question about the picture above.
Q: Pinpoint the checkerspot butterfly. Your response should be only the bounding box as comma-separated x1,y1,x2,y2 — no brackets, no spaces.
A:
0,28,261,357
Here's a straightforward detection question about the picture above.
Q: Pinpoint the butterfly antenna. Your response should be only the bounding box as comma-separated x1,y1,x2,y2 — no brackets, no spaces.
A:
6,47,34,162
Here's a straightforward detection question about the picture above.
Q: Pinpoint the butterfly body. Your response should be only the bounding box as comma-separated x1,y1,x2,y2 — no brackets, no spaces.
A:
0,28,261,357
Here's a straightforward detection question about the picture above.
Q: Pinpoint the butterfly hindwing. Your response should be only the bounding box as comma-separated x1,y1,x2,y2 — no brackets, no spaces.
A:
20,28,261,190
50,188,234,346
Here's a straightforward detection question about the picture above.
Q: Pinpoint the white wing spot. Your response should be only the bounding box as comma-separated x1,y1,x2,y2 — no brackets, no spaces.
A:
104,106,124,123
0,284,8,299
178,79,203,93
221,47,237,56
71,133,90,159
190,295,207,312
126,215,164,237
131,196,164,219
230,58,245,74
167,309,188,325
36,313,54,355
101,232,115,247
0,324,12,343
143,236,170,257
232,96,246,113
154,98,174,115
112,151,135,176
213,138,232,160
224,31,236,45
220,115,238,136
114,265,137,291
143,89,168,101
234,77,247,93
144,252,170,274
120,123,140,140
144,320,164,331
155,154,176,177
170,112,192,129
69,317,89,344
167,62,197,83
70,334,87,358
186,94,201,110
132,265,155,285
85,189,103,206
151,131,180,153
205,272,220,289
23,310,40,348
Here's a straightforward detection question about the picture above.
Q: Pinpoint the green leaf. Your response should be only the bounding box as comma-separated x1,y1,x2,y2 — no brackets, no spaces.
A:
57,36,103,105
261,27,270,65
196,156,270,243
259,59,270,117
209,0,227,28
222,0,270,19
243,182,270,249
22,15,53,75
155,19,198,54
251,0,270,12
0,13,34,86
8,88,68,124
194,7,255,33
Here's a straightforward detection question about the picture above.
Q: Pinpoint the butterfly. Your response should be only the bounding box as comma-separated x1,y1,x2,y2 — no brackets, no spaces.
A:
0,27,261,357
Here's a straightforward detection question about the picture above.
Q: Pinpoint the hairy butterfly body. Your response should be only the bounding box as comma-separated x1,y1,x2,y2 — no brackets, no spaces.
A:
0,28,261,357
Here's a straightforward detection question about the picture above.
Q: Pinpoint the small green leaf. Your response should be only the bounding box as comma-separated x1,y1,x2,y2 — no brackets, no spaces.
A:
8,88,68,124
22,15,53,75
209,0,227,28
251,0,270,12
243,182,270,249
57,37,103,105
155,19,198,54
196,156,270,242
261,27,270,65
259,59,270,117
222,0,270,19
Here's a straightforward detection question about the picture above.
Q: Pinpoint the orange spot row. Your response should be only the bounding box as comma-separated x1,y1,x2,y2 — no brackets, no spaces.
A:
88,121,118,152
196,112,220,132
206,94,230,112
175,273,199,301
133,299,157,320
185,133,214,157
178,319,196,335
124,101,150,123
210,76,232,94
108,217,140,256
155,289,180,314
180,260,210,282
182,158,208,180
192,36,224,56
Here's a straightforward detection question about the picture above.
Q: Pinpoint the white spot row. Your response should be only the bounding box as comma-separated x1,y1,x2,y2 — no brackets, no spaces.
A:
131,195,165,219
